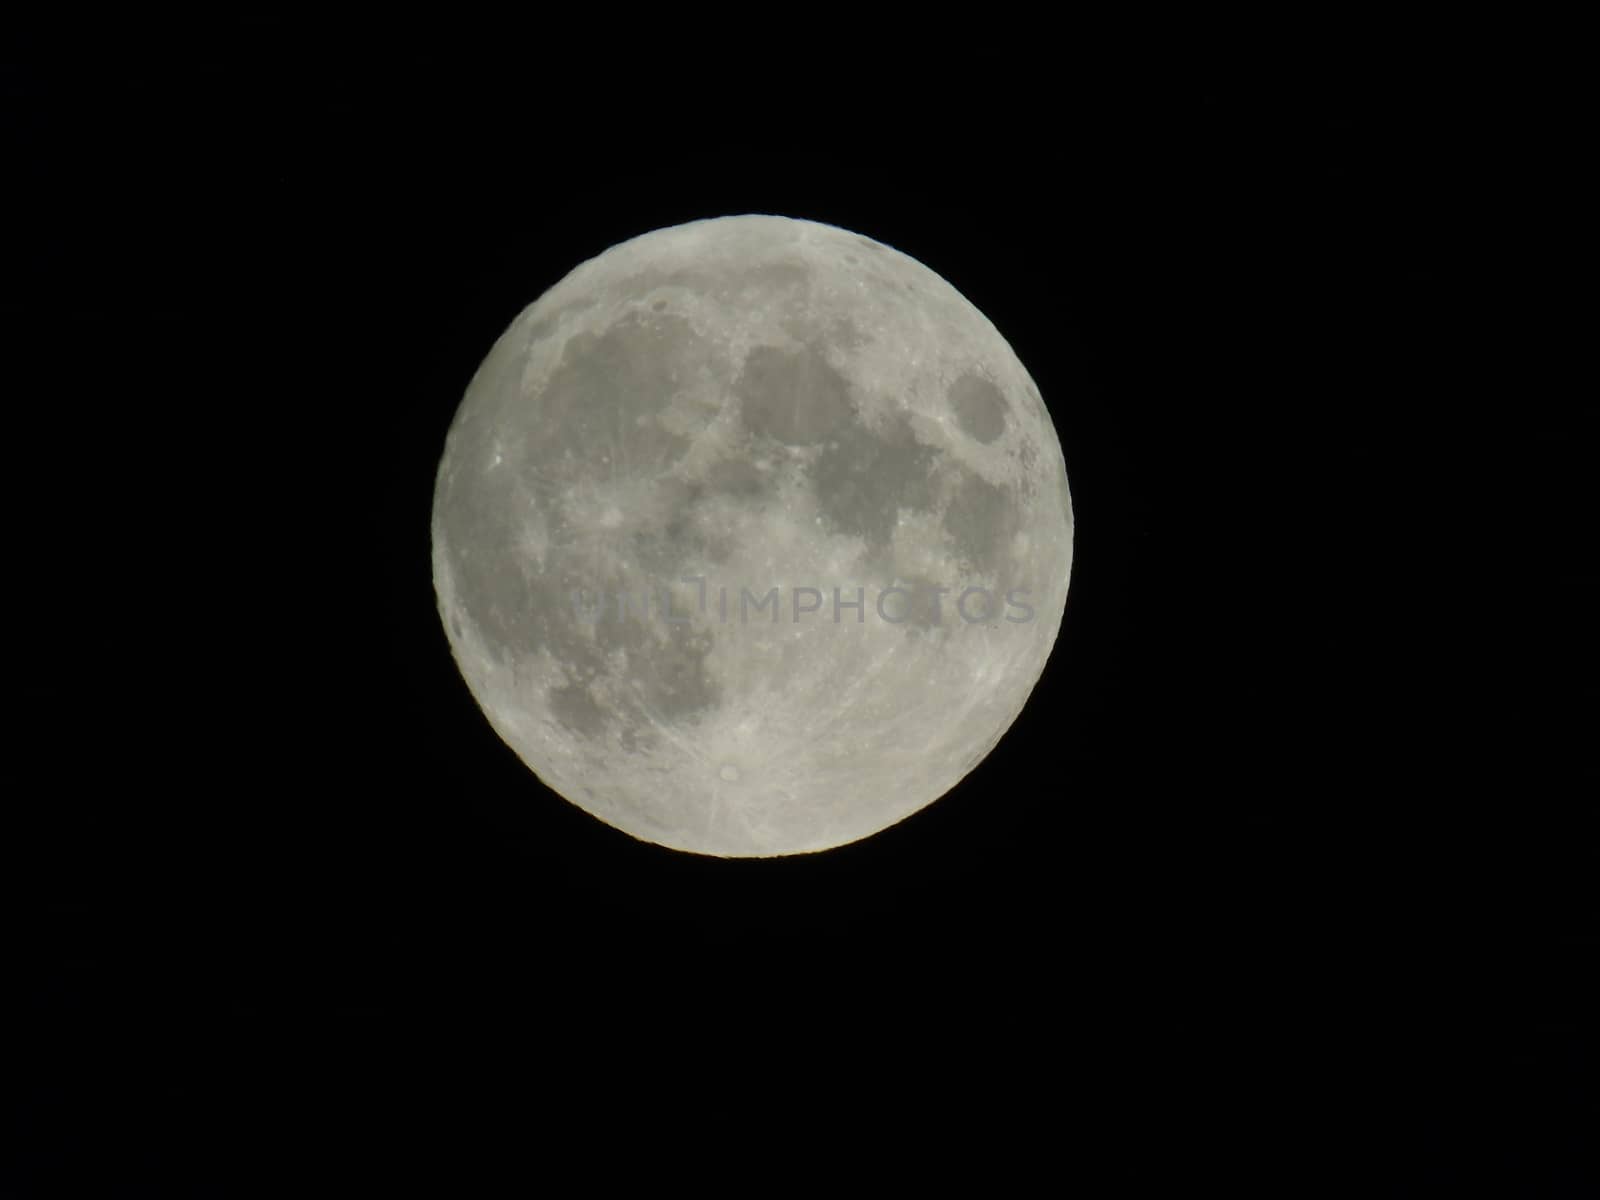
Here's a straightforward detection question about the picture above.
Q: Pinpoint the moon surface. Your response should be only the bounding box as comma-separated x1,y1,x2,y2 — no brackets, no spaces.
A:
432,215,1073,856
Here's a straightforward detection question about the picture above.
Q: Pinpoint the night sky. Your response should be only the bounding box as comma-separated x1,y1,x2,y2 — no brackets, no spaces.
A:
11,29,1591,1194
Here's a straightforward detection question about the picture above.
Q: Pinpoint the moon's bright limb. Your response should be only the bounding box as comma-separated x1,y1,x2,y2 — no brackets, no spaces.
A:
432,215,1073,856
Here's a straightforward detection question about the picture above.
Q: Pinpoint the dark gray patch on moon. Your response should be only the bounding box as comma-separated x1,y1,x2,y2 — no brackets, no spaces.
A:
949,373,1008,443
825,317,866,349
883,574,949,633
466,556,599,675
701,457,770,498
811,413,938,549
530,313,696,469
630,479,705,576
630,517,697,577
636,623,719,724
942,471,1016,576
736,344,854,445
542,571,723,742
549,679,610,739
592,585,720,723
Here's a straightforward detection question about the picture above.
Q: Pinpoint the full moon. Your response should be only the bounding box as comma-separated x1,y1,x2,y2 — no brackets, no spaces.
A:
432,215,1073,856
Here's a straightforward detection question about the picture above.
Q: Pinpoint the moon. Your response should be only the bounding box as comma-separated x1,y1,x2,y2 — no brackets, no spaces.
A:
432,215,1073,857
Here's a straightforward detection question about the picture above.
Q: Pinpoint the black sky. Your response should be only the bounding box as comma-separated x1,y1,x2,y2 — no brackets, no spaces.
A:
9,31,1592,1194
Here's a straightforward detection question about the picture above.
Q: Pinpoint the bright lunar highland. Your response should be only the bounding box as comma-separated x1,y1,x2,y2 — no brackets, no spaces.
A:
432,215,1073,856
